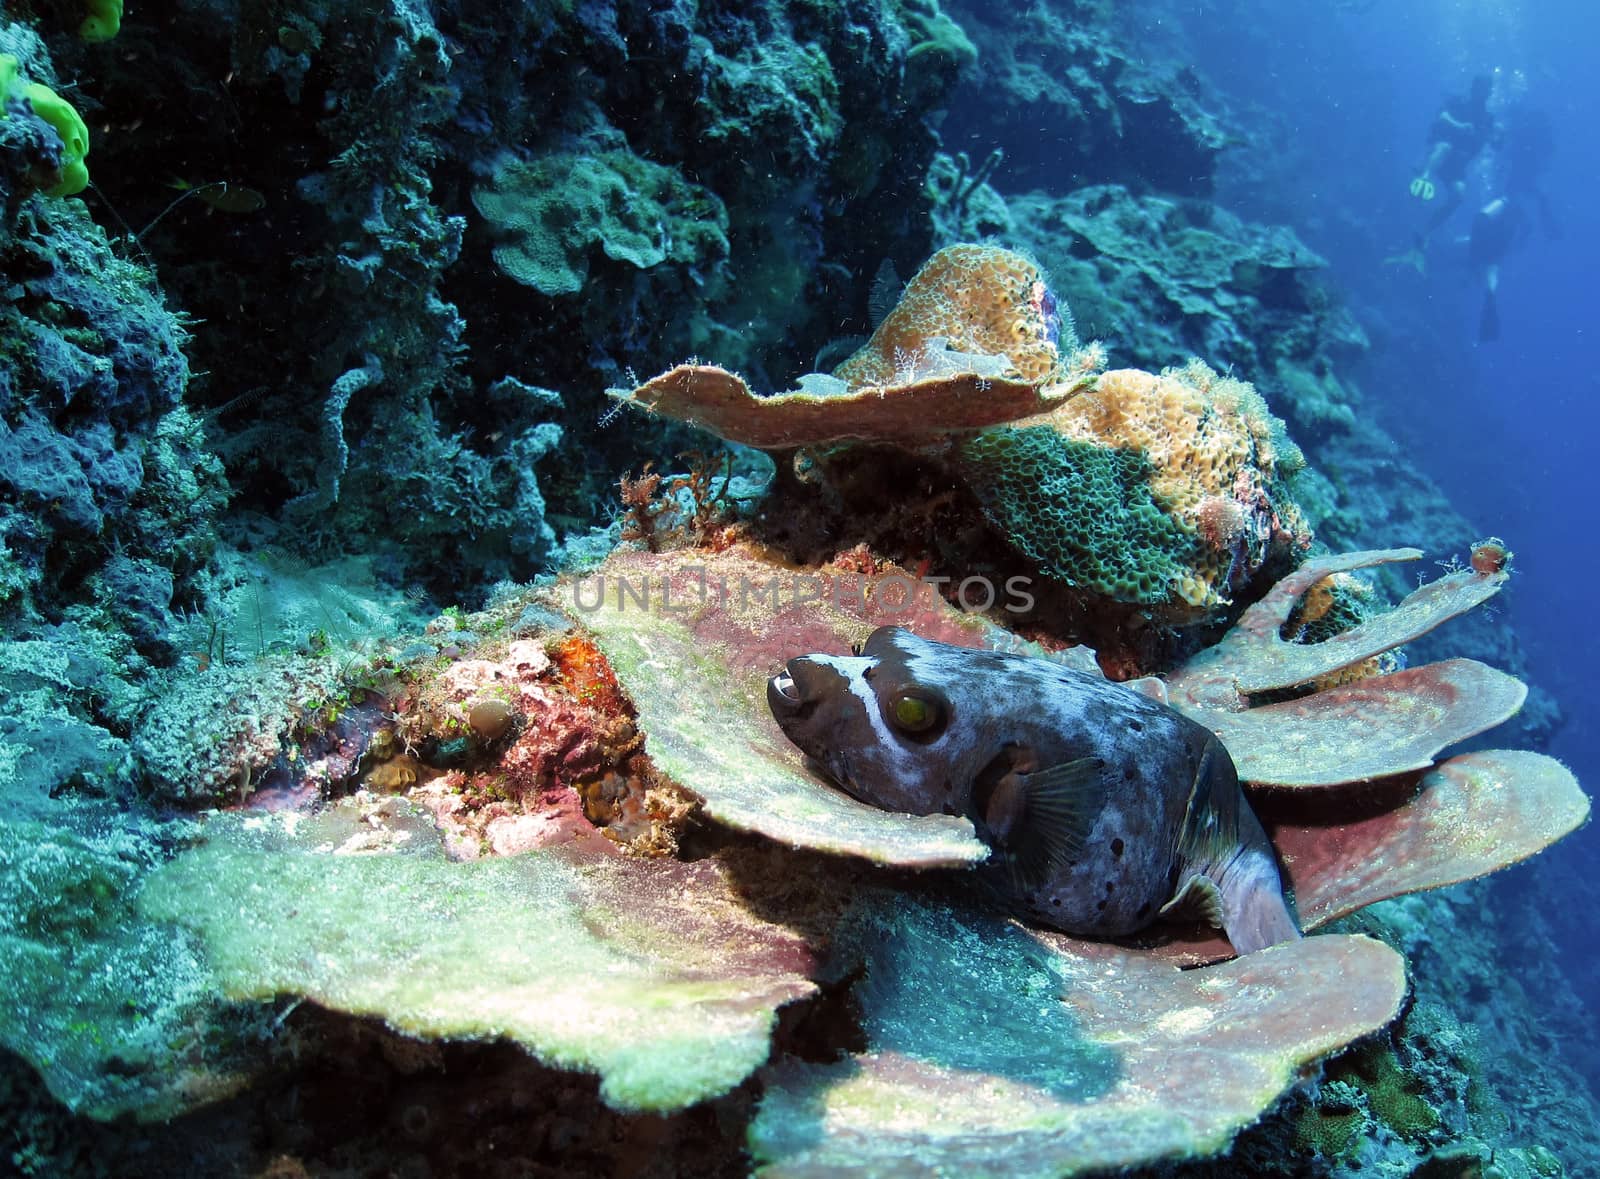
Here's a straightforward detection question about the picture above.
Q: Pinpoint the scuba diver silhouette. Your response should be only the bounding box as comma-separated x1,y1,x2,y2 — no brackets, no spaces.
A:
1466,195,1525,342
1408,75,1498,248
1464,102,1562,343
1388,77,1561,344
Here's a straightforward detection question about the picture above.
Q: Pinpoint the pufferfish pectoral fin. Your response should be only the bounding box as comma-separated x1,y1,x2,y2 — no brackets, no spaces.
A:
1158,867,1300,955
980,756,1103,891
1159,873,1227,929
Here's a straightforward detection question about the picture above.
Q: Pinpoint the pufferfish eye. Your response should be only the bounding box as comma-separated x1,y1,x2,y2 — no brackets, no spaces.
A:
889,691,943,734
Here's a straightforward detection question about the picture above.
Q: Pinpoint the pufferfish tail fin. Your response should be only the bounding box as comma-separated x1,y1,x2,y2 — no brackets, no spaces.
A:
1159,872,1226,928
1219,860,1302,954
1177,736,1302,956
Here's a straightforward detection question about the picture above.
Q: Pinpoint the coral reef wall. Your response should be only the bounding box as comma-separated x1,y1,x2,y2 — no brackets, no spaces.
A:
58,0,974,597
2,22,228,792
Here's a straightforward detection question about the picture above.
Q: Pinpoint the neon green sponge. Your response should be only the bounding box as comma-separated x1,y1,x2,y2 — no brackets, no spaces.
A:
0,53,91,196
79,0,124,43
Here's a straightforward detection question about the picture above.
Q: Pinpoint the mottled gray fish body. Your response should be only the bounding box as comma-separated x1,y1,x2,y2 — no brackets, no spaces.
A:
767,626,1299,954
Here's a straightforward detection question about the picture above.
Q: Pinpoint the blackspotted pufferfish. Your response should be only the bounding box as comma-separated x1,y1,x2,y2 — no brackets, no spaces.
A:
766,626,1300,954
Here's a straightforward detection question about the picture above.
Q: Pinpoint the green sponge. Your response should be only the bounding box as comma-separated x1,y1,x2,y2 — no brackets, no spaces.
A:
0,53,91,195
955,426,1198,605
79,0,124,43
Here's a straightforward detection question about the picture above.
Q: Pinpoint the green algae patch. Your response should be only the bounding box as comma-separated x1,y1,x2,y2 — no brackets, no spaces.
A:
138,800,818,1112
0,805,259,1121
751,896,1408,1176
572,546,991,867
956,427,1196,605
473,149,728,296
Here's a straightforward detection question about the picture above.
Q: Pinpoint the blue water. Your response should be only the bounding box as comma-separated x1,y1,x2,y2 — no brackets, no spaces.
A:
1156,0,1600,1065
1165,0,1597,777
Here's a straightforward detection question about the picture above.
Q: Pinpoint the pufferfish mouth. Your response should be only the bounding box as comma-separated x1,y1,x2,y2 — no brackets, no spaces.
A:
767,668,815,719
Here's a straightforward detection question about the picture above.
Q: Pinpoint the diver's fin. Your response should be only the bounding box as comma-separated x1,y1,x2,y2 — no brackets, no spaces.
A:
1381,245,1428,275
1159,873,1227,929
1479,291,1500,342
989,757,1102,890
